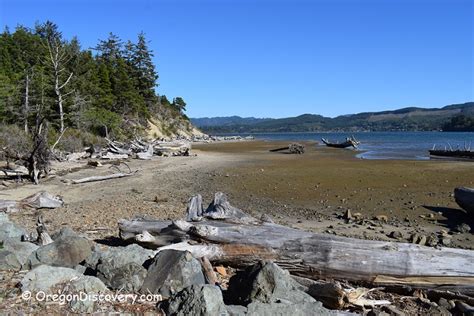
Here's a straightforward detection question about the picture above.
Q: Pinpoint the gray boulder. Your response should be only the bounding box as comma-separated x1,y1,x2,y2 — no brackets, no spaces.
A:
21,264,83,292
86,243,153,291
226,261,314,305
52,226,81,240
0,216,27,242
2,238,38,267
100,262,147,292
161,284,228,316
20,264,107,313
67,274,108,313
226,261,336,315
227,305,248,316
0,250,21,271
141,250,205,297
27,236,93,268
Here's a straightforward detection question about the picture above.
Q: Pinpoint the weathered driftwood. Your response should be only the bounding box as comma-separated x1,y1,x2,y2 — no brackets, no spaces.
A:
269,143,305,154
119,192,474,295
136,145,154,160
454,187,474,214
101,152,129,160
71,172,135,184
0,191,64,213
186,194,204,221
36,215,53,245
199,256,219,286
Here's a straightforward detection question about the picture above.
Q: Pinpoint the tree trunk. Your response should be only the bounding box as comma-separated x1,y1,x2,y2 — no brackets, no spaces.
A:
118,192,474,295
24,72,30,133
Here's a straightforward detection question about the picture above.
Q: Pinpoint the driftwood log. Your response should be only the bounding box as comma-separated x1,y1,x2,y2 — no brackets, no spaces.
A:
119,192,474,295
454,187,474,214
270,143,305,154
0,191,64,213
71,172,136,184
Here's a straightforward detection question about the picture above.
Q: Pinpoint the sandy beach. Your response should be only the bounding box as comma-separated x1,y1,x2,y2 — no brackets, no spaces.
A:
2,140,473,250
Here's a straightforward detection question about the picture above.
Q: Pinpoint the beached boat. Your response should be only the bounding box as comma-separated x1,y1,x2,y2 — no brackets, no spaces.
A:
429,149,474,160
454,187,474,214
321,136,360,149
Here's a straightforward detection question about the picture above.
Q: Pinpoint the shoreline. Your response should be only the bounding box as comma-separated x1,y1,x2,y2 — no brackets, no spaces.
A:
1,140,473,250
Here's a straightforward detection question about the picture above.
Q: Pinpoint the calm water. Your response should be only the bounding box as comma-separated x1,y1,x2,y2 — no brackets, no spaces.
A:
227,132,474,160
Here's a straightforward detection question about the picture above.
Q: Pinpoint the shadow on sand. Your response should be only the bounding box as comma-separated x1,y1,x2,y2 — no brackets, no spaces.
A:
423,205,473,232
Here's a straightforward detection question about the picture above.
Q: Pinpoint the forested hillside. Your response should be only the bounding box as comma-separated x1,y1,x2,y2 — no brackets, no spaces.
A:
0,21,198,152
193,102,474,133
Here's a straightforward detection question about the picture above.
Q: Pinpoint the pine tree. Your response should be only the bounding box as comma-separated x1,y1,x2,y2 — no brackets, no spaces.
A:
128,32,158,102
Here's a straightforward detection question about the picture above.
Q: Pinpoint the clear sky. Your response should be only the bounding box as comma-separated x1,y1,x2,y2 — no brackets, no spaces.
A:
1,0,472,118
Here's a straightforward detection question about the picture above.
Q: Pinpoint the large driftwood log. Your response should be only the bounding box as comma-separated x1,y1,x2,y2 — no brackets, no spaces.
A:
119,192,474,295
0,191,64,213
72,172,135,184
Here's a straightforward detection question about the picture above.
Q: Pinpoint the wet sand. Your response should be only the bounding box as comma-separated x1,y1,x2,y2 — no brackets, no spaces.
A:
194,140,474,249
1,140,473,249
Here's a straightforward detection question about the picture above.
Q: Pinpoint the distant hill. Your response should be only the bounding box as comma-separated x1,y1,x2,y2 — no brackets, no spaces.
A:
191,116,272,127
192,102,474,133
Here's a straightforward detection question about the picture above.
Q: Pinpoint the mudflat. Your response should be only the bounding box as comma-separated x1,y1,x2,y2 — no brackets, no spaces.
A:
2,140,473,249
194,140,474,249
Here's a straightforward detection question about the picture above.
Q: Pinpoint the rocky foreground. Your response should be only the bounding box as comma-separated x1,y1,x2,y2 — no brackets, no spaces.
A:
0,201,473,315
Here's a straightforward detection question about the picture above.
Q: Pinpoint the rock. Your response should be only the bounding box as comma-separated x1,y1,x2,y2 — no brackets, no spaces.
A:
90,244,154,290
141,250,205,297
21,265,82,292
86,243,153,270
227,305,248,316
260,214,274,223
426,235,438,247
374,215,388,222
388,231,403,239
160,285,228,316
2,238,38,267
0,250,21,271
20,265,107,313
441,237,452,246
52,226,81,240
0,216,27,242
410,233,420,244
418,235,427,246
67,275,108,313
102,262,147,292
454,223,471,234
27,236,93,269
226,261,319,306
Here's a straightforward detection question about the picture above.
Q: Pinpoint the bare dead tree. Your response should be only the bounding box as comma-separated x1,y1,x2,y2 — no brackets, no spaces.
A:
23,71,30,133
46,38,73,133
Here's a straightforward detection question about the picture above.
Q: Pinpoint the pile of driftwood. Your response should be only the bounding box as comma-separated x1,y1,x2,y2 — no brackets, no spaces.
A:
66,139,191,162
270,143,305,154
119,192,474,310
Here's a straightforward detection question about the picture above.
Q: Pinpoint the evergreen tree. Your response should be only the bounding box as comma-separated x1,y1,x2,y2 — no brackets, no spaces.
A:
127,32,158,102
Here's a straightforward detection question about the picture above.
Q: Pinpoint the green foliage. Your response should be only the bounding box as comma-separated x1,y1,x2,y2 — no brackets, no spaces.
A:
0,124,32,159
443,115,474,132
172,97,187,113
82,107,122,137
0,22,190,141
49,128,105,152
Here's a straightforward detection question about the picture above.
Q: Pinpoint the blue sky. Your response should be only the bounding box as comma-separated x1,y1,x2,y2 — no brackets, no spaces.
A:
1,0,472,118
